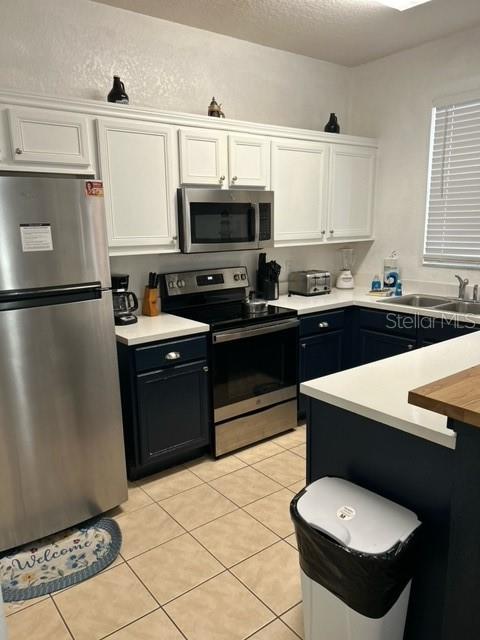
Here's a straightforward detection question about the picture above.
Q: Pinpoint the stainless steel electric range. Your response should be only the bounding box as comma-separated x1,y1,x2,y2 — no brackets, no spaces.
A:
160,267,299,456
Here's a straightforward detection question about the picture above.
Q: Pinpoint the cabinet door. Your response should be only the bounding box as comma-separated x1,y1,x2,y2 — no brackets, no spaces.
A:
228,134,269,187
327,144,376,240
7,107,92,169
97,119,177,254
359,329,415,364
179,127,227,186
271,139,329,245
300,331,344,381
299,330,343,415
136,361,210,466
417,319,479,347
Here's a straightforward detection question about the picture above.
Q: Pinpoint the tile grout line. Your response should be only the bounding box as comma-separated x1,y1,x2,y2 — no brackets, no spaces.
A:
125,506,286,616
134,428,305,500
278,600,304,639
158,500,300,624
50,595,76,640
3,594,51,620
203,479,286,510
121,562,189,640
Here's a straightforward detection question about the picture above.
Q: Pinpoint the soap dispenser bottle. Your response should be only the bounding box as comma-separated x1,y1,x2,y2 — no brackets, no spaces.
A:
383,251,400,290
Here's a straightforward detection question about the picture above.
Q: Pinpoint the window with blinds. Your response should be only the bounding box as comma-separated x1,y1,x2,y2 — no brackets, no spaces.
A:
424,97,480,267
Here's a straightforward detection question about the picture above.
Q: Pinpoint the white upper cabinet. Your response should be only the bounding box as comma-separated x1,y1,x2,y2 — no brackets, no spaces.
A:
178,128,270,188
0,91,378,253
228,135,270,187
272,139,329,245
97,119,178,255
178,128,228,186
7,107,92,170
326,144,376,240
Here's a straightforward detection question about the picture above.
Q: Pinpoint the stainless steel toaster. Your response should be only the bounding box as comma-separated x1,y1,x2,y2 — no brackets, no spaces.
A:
288,270,331,296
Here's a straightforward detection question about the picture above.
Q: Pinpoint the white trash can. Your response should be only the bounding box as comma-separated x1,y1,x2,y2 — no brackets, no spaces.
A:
291,477,421,640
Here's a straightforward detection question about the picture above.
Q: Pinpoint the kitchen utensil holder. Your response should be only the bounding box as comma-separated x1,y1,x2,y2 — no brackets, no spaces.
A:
261,280,279,301
142,287,160,316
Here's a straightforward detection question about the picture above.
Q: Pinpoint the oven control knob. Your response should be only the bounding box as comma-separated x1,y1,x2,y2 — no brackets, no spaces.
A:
240,273,246,280
234,274,240,281
168,281,175,288
177,280,186,288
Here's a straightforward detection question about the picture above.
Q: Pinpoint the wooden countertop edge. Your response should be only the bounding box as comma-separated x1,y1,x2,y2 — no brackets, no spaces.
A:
408,365,480,429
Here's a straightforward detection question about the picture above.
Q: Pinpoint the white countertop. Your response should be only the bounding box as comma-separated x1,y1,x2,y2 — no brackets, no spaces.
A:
115,313,209,346
301,329,480,449
272,289,480,324
285,286,480,449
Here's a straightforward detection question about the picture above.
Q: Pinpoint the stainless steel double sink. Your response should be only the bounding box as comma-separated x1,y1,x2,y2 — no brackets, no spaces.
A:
381,294,480,315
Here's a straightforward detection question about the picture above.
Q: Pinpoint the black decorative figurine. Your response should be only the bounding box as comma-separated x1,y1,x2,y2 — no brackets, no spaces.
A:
324,113,340,134
107,76,129,104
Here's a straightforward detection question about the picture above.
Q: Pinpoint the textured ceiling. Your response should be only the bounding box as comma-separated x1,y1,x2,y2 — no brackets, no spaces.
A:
93,0,480,66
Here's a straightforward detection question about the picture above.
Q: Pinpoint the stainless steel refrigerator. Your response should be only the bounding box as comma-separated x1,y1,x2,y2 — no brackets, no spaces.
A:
0,175,127,552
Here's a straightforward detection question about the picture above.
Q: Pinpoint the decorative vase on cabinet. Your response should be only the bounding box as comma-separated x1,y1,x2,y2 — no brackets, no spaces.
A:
324,113,340,134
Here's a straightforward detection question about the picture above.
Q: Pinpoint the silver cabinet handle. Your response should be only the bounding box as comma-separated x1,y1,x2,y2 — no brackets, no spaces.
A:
408,344,415,350
301,344,306,349
329,229,334,235
203,366,209,372
165,351,181,360
318,321,330,328
219,175,225,183
15,148,23,155
232,176,238,182
321,230,326,235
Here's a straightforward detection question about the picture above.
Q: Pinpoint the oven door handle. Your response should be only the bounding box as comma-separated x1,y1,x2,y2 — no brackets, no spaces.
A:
212,318,299,343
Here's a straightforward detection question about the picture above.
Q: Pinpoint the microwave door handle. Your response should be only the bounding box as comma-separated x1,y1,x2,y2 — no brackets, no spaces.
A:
254,204,260,245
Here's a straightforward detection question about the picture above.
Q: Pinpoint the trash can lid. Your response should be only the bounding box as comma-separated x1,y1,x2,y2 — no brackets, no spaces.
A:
296,477,421,554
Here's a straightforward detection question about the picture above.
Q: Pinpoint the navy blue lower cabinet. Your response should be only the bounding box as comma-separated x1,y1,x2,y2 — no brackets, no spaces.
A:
116,335,211,480
417,317,478,347
298,311,345,415
359,328,415,364
136,360,210,467
355,308,480,364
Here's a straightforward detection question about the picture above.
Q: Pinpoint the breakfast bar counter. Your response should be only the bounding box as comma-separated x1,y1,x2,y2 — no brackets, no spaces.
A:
301,332,480,640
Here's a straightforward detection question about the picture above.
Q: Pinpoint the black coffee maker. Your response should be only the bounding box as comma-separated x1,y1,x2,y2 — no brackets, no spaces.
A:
111,274,138,325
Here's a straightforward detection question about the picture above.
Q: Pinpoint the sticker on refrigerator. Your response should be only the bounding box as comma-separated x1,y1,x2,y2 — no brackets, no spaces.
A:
85,180,104,197
20,223,53,252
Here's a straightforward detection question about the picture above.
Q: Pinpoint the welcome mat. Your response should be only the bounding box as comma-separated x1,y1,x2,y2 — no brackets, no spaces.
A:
0,517,121,602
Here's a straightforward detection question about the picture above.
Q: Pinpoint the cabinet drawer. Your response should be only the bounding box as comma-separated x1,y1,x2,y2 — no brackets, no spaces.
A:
358,308,416,337
300,310,345,337
135,335,207,372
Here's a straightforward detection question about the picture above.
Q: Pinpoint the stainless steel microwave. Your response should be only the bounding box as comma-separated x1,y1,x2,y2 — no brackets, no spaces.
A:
177,188,274,253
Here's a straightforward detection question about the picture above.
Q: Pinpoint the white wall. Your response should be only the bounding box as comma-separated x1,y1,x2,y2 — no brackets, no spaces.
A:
0,0,351,132
350,24,480,291
111,243,372,301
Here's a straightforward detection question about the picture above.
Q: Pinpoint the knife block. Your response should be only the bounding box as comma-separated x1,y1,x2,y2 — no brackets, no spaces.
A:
142,287,160,316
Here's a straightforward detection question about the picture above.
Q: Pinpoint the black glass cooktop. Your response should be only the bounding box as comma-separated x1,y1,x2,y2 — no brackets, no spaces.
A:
173,302,297,331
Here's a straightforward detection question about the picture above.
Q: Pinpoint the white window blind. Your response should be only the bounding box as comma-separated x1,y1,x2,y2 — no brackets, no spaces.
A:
424,97,480,267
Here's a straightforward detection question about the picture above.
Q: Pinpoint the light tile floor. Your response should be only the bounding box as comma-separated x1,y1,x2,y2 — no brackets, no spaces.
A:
5,425,306,640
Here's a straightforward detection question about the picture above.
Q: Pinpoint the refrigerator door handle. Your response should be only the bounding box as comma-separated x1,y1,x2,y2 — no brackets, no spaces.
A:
0,283,105,312
0,282,102,301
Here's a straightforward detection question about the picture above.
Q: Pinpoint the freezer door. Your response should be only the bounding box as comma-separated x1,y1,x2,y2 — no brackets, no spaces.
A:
0,291,127,552
0,175,110,291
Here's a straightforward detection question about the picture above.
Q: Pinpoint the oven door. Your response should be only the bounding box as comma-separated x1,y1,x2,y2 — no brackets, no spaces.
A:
212,318,299,422
179,189,260,253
